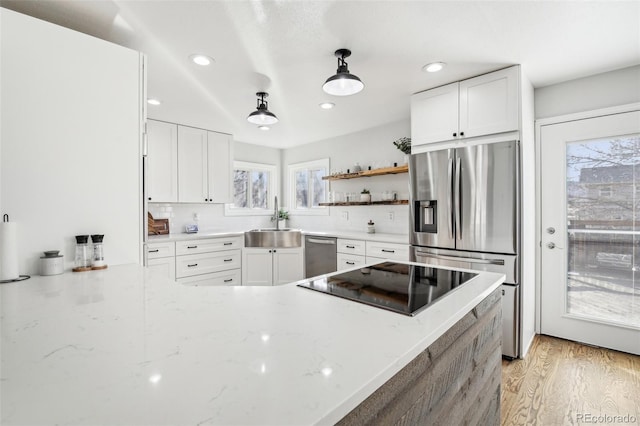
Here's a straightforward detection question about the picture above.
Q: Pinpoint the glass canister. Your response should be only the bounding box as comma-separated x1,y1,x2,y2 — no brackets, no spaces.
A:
73,235,91,272
91,234,107,269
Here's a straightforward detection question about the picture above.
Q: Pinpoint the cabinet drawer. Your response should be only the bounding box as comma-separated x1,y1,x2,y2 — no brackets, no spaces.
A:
176,236,243,255
177,269,241,286
336,253,366,271
147,257,176,281
176,249,241,278
365,241,409,261
147,242,175,259
337,238,366,256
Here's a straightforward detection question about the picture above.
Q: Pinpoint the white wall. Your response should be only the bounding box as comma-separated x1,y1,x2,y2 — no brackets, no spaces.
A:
283,120,411,235
1,8,143,275
535,65,640,118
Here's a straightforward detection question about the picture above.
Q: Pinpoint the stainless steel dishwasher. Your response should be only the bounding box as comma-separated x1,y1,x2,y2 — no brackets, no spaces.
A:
304,236,337,278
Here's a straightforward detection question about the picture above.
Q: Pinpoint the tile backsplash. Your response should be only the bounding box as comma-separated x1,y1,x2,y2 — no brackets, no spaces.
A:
148,202,409,236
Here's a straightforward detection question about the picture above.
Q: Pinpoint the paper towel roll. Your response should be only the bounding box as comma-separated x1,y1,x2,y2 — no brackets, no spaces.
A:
0,221,19,280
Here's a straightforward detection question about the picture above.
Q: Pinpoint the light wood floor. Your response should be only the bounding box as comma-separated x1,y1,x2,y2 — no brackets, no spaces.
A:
501,334,640,425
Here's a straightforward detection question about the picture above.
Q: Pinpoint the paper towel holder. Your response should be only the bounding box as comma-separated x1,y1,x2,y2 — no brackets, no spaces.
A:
0,214,31,284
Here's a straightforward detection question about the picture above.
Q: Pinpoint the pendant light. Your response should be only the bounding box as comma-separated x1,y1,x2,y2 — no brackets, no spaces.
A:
247,92,278,125
322,49,364,96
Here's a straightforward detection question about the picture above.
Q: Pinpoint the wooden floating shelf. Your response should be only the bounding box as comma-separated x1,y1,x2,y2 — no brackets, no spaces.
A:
319,200,409,206
323,164,408,181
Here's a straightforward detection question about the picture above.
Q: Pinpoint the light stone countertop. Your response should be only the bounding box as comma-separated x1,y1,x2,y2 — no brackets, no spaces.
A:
0,263,503,425
147,229,408,244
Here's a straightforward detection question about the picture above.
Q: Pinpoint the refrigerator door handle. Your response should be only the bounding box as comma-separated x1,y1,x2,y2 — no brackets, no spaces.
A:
414,251,505,265
454,156,462,240
447,156,454,239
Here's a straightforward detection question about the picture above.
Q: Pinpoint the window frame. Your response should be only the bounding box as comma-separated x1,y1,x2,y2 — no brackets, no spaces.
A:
224,161,278,216
287,158,330,216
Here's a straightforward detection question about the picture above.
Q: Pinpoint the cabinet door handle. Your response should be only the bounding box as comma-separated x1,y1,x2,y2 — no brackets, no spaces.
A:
148,249,159,253
224,242,233,245
460,131,465,136
381,249,395,253
453,132,457,137
187,263,198,267
148,197,152,201
346,261,355,265
346,245,355,249
224,278,233,283
187,245,198,249
224,258,233,262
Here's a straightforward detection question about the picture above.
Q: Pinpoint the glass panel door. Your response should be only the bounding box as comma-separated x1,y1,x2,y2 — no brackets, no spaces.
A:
540,110,640,355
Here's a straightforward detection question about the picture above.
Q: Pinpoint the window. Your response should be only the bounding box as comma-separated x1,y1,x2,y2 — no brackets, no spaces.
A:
288,159,329,215
225,161,277,216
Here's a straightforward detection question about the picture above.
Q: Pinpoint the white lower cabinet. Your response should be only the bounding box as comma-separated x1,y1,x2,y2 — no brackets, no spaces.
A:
365,241,409,261
147,257,176,281
175,237,241,286
176,250,241,278
178,268,241,286
146,241,176,280
336,238,409,271
242,248,304,286
337,253,366,270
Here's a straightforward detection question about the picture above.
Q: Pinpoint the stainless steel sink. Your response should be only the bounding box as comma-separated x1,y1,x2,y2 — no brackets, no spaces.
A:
244,228,302,248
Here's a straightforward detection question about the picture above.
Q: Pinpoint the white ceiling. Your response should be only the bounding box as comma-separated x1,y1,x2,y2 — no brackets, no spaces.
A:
2,1,639,148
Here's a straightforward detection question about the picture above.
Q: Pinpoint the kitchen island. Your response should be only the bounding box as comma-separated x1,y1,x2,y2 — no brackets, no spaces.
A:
1,262,504,425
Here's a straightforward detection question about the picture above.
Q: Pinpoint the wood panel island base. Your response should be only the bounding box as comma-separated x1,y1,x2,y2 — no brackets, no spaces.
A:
339,288,502,426
0,263,504,425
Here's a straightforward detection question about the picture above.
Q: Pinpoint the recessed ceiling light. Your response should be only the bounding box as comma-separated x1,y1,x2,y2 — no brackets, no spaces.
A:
422,62,446,73
319,102,335,109
147,98,161,106
258,125,270,131
189,54,214,66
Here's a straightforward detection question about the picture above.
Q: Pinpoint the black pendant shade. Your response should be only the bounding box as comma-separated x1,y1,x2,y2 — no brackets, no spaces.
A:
247,92,278,125
322,49,364,96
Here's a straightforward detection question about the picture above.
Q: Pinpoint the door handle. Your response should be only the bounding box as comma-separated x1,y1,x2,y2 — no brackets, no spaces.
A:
308,238,336,245
455,156,462,241
547,227,556,235
547,242,556,249
448,156,454,239
415,251,505,265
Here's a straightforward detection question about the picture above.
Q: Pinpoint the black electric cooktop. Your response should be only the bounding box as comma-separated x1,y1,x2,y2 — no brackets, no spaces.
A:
297,261,478,316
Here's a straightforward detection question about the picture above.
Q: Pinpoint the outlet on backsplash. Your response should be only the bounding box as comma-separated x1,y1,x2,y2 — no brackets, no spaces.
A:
341,211,349,221
387,212,395,221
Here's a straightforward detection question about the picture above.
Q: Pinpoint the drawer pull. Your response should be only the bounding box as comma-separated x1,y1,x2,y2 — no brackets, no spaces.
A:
224,258,233,262
224,242,233,245
346,245,355,249
346,261,355,265
187,245,198,249
148,249,159,253
187,263,198,267
224,278,233,283
381,249,395,253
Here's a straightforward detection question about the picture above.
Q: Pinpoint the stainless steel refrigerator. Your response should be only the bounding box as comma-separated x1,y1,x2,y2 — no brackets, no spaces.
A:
409,140,520,358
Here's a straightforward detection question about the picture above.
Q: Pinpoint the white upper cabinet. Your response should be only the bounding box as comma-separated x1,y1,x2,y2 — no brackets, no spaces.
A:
412,66,519,147
459,67,519,138
177,125,233,203
207,131,233,203
178,125,209,203
411,82,459,145
147,120,178,203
